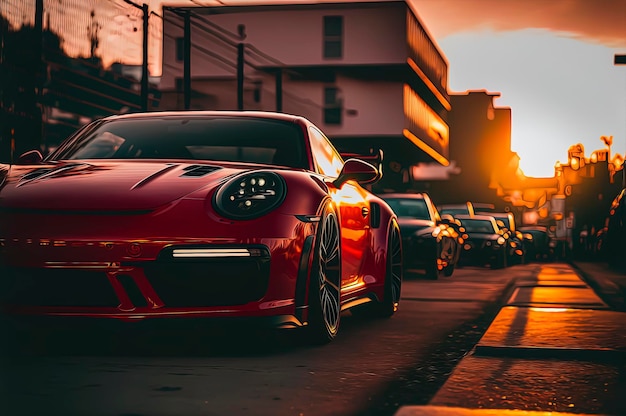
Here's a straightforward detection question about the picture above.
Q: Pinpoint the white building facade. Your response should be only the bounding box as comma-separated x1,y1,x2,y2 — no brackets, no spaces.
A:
160,1,450,191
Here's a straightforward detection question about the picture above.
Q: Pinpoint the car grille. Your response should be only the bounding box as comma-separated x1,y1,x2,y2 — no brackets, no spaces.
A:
143,258,270,307
1,246,272,309
0,266,120,307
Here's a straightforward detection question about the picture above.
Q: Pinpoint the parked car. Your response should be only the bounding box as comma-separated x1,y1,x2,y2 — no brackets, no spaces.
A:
379,192,461,279
455,214,509,269
0,110,404,344
471,202,496,213
519,225,554,262
478,211,526,265
439,201,475,217
605,188,625,270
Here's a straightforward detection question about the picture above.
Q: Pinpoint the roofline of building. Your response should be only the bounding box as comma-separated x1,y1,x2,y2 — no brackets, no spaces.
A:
164,1,406,15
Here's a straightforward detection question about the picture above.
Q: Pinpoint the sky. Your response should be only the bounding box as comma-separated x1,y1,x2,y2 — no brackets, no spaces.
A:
410,0,626,177
150,0,626,178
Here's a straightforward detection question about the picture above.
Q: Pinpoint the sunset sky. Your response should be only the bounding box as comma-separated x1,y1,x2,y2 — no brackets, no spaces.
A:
154,0,626,177
410,0,626,177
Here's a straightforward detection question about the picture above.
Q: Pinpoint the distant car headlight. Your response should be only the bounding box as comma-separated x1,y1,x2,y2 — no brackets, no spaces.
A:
213,171,286,220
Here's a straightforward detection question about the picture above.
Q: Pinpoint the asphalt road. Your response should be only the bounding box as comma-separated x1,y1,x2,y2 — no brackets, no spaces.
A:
1,265,540,416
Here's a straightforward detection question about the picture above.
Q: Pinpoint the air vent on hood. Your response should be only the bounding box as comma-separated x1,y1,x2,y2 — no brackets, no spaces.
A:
181,165,221,177
18,163,89,186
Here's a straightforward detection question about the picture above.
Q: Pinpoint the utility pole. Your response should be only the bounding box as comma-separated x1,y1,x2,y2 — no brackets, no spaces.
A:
237,24,246,111
275,69,282,112
184,11,191,110
35,0,44,151
141,3,148,111
123,0,149,111
237,43,244,110
615,54,626,187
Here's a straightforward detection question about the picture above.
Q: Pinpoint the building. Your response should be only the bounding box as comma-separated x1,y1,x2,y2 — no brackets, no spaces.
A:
422,90,519,209
160,0,451,192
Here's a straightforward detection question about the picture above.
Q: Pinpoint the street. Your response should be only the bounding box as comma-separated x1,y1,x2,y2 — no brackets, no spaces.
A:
1,265,527,416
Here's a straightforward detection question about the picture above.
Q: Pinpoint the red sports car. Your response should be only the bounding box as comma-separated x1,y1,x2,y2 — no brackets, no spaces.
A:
0,111,402,344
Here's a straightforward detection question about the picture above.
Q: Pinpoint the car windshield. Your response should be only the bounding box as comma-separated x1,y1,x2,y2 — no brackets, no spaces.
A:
385,198,430,220
440,207,468,216
48,116,308,169
461,219,496,234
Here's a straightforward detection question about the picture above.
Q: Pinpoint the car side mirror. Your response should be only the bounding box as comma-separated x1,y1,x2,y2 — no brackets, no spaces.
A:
339,148,383,181
16,150,44,165
333,158,380,187
440,214,455,224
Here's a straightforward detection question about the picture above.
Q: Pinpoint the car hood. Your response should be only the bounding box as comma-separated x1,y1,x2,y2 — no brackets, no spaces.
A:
0,160,252,211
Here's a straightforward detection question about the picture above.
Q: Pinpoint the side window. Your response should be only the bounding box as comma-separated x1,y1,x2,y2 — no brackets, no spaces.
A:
323,16,343,59
324,87,342,125
309,127,343,177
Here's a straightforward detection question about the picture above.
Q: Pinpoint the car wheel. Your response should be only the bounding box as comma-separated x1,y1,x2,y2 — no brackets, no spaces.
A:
306,205,341,344
377,219,403,318
425,252,443,280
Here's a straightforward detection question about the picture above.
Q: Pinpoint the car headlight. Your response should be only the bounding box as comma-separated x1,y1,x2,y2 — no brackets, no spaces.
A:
213,171,286,220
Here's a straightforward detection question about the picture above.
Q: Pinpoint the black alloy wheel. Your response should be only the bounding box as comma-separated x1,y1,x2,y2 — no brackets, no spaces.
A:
425,247,444,280
378,219,403,317
307,204,341,344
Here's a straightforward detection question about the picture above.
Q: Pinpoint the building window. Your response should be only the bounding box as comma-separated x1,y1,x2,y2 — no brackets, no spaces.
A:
323,16,343,59
176,37,185,61
324,87,342,125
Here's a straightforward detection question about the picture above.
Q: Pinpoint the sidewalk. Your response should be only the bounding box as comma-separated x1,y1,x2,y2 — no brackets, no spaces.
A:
394,262,626,416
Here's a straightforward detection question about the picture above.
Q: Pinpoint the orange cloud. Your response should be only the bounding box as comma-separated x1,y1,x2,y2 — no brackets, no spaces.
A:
411,0,626,47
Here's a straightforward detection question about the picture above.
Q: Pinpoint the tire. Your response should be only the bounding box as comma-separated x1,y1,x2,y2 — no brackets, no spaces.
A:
377,219,403,318
306,204,342,345
441,238,456,277
425,251,443,280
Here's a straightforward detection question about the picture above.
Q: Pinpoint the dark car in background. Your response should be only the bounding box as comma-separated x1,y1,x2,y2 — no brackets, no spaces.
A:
439,202,475,217
605,188,626,270
380,193,461,279
519,225,554,262
456,214,509,269
476,211,526,265
471,202,496,213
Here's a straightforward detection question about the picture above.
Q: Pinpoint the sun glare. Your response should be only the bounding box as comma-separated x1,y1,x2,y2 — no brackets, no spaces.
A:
440,30,626,179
